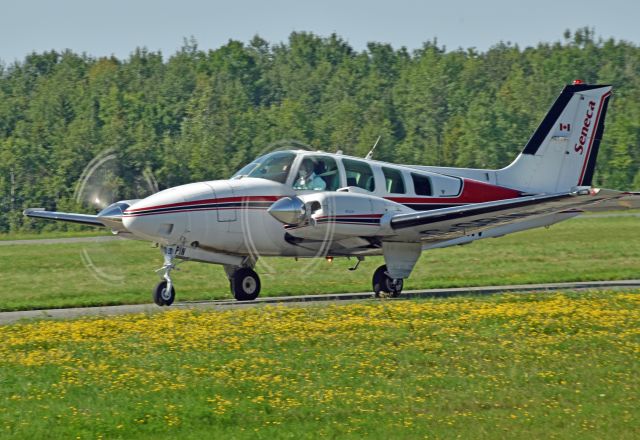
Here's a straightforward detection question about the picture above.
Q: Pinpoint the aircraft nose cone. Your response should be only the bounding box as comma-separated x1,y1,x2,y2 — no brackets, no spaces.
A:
121,199,171,239
268,196,307,224
121,203,152,237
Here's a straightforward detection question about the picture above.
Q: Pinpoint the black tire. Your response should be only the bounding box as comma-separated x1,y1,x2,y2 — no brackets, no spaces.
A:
372,264,403,298
153,280,175,306
231,268,261,301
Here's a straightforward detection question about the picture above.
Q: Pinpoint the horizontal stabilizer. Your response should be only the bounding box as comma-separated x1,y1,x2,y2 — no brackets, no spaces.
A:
577,191,640,212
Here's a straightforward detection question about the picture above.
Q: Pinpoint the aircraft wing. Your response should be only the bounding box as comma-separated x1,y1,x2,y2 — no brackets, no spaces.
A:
23,208,105,227
389,188,632,242
24,201,134,231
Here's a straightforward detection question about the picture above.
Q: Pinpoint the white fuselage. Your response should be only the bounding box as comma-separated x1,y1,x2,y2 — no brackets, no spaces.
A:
121,150,576,260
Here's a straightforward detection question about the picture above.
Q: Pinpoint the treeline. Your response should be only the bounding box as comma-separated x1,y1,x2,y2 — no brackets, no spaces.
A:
1,28,640,233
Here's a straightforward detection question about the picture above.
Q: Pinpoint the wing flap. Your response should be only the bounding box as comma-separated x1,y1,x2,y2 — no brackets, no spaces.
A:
390,189,626,242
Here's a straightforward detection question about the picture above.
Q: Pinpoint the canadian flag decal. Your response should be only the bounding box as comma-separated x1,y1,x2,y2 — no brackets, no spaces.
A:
559,123,571,131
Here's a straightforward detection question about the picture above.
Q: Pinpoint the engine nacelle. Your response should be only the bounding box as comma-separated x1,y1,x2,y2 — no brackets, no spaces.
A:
269,191,410,240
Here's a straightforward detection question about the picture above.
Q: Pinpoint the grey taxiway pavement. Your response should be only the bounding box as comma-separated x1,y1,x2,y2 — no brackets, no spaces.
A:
1,279,639,325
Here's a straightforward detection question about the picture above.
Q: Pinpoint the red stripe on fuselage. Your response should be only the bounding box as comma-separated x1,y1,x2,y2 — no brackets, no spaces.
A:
124,195,282,213
314,214,384,219
386,179,521,205
123,206,270,217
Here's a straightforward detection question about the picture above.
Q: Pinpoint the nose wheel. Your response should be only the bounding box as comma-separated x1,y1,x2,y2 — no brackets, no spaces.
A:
153,245,180,306
230,267,261,301
153,280,175,306
372,264,403,298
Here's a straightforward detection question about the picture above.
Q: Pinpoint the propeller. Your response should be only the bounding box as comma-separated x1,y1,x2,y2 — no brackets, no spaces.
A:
74,149,158,213
73,149,160,285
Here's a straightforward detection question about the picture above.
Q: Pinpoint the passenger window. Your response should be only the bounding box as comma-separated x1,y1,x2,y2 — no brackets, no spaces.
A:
342,159,376,192
293,156,340,191
411,173,432,196
382,167,406,194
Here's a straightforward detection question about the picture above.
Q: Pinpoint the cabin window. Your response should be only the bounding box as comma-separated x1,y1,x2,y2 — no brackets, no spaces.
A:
382,167,406,194
293,156,340,191
411,173,433,196
342,159,376,192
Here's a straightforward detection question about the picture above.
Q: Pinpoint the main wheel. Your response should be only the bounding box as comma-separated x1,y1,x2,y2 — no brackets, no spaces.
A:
231,268,261,301
153,280,175,306
372,264,403,298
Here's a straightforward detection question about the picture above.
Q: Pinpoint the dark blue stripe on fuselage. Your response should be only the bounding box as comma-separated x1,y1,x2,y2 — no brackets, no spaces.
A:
125,201,273,216
125,199,489,218
316,218,381,224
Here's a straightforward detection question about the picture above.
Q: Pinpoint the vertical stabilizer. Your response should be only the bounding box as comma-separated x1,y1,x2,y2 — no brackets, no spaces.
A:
496,83,612,193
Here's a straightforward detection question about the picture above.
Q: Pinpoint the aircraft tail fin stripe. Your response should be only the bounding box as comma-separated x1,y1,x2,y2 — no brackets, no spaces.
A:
579,92,611,186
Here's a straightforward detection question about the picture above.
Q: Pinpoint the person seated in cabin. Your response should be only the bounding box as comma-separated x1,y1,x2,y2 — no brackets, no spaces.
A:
293,159,327,191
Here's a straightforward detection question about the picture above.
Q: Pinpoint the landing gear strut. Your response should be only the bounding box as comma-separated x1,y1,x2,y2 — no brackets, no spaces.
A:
372,264,403,298
230,267,261,301
153,245,179,306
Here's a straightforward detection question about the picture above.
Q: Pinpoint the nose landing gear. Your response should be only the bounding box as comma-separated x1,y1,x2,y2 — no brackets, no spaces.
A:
153,245,179,306
372,264,404,298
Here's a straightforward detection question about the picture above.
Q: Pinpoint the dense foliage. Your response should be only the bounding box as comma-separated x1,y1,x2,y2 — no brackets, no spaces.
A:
1,28,639,233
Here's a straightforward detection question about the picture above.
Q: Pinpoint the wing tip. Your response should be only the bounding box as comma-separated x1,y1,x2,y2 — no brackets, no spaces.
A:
23,208,45,216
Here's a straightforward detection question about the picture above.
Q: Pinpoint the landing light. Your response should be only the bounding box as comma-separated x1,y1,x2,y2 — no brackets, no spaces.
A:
326,256,333,263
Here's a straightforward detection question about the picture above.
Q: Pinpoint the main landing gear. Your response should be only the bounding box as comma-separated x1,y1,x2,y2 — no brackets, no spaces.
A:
224,262,261,301
229,267,261,301
372,264,404,298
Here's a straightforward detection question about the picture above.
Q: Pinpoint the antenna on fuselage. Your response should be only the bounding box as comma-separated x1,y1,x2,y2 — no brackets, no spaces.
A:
364,136,381,160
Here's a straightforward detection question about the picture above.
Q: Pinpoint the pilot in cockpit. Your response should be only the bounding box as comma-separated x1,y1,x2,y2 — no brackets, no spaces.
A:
293,159,327,191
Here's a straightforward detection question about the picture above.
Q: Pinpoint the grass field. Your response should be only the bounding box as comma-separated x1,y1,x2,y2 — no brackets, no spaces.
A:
2,215,639,311
0,291,637,439
0,230,109,241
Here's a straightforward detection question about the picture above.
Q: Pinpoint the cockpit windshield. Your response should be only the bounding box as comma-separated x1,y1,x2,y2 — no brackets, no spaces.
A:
232,151,296,184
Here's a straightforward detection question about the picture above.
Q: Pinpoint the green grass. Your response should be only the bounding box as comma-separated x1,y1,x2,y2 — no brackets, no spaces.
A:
0,229,109,241
2,215,639,311
0,291,638,439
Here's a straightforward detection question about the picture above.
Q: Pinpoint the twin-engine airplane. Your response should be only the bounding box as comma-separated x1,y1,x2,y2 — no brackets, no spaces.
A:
25,82,640,306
